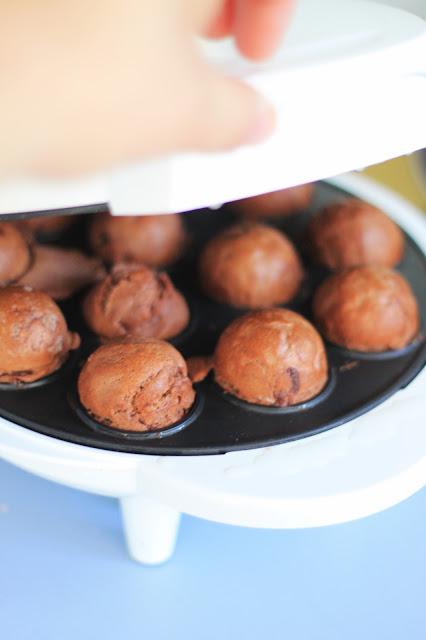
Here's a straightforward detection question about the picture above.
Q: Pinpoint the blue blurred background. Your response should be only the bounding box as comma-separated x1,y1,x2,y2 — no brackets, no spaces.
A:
0,458,425,640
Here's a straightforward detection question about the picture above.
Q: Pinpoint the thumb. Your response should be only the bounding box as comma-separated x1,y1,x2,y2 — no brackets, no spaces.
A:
186,67,276,152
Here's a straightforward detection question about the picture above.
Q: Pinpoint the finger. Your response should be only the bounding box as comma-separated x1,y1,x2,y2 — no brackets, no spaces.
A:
235,0,294,60
185,65,276,151
205,0,234,38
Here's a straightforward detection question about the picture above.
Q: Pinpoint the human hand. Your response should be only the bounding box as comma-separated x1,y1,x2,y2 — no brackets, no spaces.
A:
0,0,293,177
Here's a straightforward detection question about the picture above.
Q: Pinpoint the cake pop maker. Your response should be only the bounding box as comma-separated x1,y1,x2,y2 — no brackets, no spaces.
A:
0,180,424,457
0,0,425,564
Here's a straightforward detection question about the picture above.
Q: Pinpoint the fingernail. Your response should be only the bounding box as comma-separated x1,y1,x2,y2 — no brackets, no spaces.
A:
244,99,276,145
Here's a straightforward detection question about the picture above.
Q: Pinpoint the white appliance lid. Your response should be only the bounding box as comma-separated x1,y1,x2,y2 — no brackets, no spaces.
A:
0,0,425,216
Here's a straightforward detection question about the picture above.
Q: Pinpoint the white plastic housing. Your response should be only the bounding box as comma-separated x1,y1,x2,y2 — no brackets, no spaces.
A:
0,0,424,215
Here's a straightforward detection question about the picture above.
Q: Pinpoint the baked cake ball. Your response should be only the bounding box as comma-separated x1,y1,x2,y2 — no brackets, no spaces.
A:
0,287,80,383
0,222,31,285
306,199,404,270
313,266,420,352
214,309,328,406
83,263,189,342
78,340,195,431
199,223,303,309
89,213,185,267
231,184,314,219
15,214,75,239
19,245,106,300
186,355,213,383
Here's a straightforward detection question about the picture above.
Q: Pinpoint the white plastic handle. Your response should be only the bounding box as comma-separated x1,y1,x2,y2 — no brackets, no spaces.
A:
0,0,424,216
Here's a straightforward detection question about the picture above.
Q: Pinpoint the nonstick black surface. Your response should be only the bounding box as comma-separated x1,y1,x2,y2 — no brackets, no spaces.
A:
0,182,425,455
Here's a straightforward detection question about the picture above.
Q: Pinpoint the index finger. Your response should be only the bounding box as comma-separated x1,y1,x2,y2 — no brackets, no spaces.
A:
206,0,234,38
234,0,294,60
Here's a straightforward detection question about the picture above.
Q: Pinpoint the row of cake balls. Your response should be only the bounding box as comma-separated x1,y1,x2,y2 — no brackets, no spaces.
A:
5,183,401,308
82,198,418,352
0,258,419,392
0,279,419,434
0,279,418,434
9,181,313,264
0,194,419,351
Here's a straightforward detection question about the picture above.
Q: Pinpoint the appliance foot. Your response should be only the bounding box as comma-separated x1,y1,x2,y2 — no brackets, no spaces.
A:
120,495,181,565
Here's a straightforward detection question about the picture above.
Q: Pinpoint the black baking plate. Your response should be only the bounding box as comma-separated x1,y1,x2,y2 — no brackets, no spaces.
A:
0,181,425,455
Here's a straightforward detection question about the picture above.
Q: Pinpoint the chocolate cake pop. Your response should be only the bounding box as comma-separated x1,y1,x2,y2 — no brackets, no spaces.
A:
186,355,213,383
306,199,404,270
78,340,195,431
214,308,328,406
0,222,31,285
18,245,105,300
199,223,303,309
0,286,80,383
83,263,189,342
15,214,75,240
89,213,186,267
313,266,420,352
231,184,314,219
